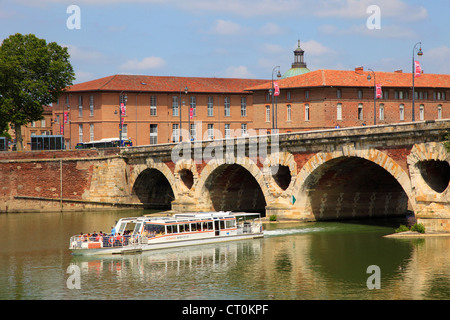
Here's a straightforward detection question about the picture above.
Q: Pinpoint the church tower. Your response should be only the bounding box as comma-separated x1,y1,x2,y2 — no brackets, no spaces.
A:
282,40,311,79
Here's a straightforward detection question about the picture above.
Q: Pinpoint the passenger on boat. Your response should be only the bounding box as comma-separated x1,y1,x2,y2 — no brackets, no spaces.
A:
111,226,116,236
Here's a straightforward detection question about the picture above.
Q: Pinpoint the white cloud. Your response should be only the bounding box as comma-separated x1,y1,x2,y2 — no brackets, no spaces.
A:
301,40,333,56
424,46,450,74
314,0,428,22
224,66,255,78
119,56,166,72
63,44,106,62
318,24,417,39
259,22,285,36
209,19,243,35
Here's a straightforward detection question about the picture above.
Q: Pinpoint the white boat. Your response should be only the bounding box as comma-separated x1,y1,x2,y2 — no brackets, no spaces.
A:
69,211,264,256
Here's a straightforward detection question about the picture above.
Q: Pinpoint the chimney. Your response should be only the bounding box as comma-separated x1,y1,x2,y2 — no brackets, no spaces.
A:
394,69,403,73
355,66,364,74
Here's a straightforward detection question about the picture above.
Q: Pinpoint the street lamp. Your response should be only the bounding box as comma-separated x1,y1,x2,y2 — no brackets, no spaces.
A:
412,42,423,122
179,86,188,142
366,69,377,125
270,66,281,132
116,92,127,147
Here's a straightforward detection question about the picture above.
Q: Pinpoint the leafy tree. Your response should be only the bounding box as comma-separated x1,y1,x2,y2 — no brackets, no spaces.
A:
0,33,75,150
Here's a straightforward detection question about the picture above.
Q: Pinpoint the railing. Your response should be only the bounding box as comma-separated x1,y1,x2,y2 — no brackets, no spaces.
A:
69,234,147,249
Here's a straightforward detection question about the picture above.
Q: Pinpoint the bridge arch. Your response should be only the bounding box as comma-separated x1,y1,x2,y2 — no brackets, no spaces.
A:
408,142,450,196
130,159,178,210
292,146,415,220
194,157,270,215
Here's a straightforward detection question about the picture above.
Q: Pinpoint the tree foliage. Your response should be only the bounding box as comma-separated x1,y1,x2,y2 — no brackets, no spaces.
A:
0,33,75,150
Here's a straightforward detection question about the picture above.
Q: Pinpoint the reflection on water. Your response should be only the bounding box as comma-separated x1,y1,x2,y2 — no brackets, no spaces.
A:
0,210,449,300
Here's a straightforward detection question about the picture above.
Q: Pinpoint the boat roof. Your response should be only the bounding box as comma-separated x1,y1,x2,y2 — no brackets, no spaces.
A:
117,211,260,225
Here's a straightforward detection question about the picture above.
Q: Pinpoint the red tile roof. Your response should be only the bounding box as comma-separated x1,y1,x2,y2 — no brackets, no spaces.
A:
67,74,269,94
247,69,450,91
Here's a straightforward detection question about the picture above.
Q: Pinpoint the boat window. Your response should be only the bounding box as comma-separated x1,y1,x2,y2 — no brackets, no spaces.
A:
191,223,197,231
134,223,142,234
197,222,202,231
118,222,127,234
167,225,178,233
179,224,185,233
226,220,236,228
184,224,190,232
143,224,165,237
220,220,225,230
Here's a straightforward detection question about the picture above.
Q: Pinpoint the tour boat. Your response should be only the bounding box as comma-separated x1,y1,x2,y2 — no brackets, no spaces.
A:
69,211,264,256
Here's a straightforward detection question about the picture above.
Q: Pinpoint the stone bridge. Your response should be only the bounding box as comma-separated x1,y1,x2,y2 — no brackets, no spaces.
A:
1,120,450,232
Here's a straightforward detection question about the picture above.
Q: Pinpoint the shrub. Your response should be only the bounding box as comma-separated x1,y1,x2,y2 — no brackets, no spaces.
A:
269,214,277,221
411,223,426,234
395,225,409,233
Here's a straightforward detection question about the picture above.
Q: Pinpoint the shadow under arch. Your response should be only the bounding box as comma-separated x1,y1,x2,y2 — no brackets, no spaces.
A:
293,149,414,221
198,163,267,216
132,168,175,210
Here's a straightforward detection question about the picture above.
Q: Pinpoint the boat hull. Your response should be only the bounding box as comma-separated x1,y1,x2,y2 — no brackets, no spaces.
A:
71,232,264,256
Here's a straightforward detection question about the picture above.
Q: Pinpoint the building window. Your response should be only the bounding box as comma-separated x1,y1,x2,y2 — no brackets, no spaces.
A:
266,105,270,122
150,124,158,145
122,124,128,139
224,97,230,117
65,95,69,105
358,89,363,99
399,104,405,121
224,124,231,139
434,91,446,101
419,104,424,121
190,96,196,117
438,105,442,120
383,90,389,100
172,124,179,142
190,123,196,141
172,96,179,116
207,97,214,116
78,96,83,117
286,91,291,101
241,123,247,136
207,124,214,140
41,119,46,127
379,104,385,120
78,124,83,143
266,92,271,102
287,104,291,121
241,97,247,117
90,124,94,141
150,96,157,116
337,89,342,99
337,103,342,121
358,104,363,120
305,90,310,100
305,104,310,121
89,95,94,116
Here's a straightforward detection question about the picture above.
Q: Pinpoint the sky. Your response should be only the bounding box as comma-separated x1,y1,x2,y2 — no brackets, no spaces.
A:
1,0,449,84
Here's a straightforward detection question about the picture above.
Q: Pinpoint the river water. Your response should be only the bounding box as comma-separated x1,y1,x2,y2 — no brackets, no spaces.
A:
0,210,449,300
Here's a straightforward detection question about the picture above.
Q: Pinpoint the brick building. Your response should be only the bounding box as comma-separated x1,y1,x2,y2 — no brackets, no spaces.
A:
52,75,267,148
248,67,450,134
7,105,54,150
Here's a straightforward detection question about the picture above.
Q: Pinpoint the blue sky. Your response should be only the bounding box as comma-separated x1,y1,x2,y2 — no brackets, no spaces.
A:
1,0,449,83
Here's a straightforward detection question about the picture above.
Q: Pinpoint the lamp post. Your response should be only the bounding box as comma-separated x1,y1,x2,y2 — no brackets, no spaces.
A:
179,86,188,142
412,42,423,122
117,92,127,147
270,66,281,132
366,69,377,125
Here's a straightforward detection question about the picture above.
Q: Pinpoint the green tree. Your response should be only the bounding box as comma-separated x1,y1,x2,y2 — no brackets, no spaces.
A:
0,33,75,151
